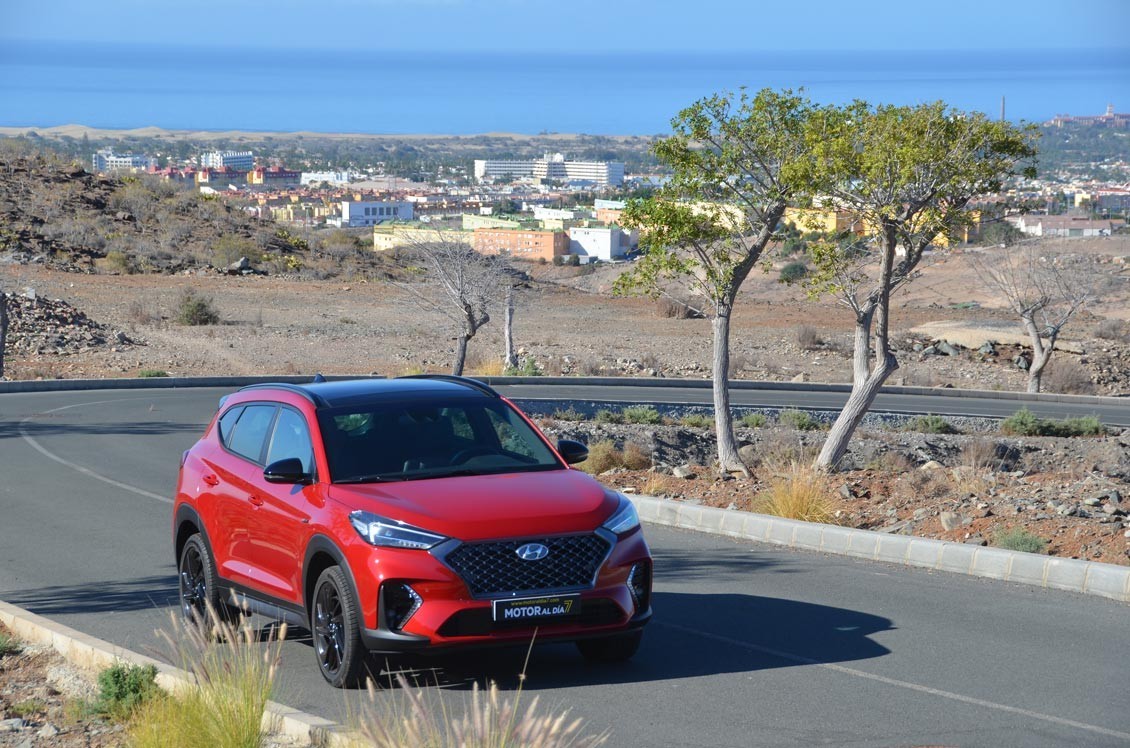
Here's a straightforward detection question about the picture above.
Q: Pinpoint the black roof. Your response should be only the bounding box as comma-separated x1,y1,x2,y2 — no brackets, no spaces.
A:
238,375,499,409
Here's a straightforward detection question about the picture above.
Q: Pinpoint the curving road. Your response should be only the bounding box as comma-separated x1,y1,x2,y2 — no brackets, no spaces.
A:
0,387,1127,747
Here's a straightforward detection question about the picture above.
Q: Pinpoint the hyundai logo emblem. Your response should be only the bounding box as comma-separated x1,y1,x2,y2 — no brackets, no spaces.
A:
516,543,549,561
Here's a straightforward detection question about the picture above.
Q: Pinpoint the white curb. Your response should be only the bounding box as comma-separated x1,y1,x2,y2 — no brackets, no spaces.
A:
629,496,1130,603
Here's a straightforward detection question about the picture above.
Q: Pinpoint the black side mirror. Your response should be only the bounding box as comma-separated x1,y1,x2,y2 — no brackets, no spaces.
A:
264,457,313,485
557,439,589,465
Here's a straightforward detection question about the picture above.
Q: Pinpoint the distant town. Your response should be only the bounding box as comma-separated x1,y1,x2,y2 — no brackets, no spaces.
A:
24,103,1121,265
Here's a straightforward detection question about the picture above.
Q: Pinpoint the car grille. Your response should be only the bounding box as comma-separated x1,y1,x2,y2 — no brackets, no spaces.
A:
443,534,611,597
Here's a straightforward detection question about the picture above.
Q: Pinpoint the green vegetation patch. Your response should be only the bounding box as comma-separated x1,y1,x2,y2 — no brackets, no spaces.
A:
1000,407,1104,437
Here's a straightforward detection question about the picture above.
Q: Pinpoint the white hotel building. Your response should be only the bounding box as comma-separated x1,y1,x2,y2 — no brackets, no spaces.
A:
336,200,415,227
474,153,624,187
200,150,255,170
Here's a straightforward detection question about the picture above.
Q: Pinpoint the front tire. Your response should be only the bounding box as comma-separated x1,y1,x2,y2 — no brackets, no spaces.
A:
311,566,366,688
576,630,643,663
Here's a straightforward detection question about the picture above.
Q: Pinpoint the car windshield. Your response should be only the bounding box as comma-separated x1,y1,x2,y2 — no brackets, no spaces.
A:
318,397,563,483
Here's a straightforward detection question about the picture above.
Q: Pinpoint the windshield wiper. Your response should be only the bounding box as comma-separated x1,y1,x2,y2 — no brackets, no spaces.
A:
399,468,483,482
333,474,402,484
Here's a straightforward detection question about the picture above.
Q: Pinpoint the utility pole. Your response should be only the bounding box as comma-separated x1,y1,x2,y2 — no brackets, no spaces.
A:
1000,95,1006,122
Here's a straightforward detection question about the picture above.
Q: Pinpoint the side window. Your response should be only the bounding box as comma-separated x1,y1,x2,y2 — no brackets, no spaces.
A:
216,406,243,448
442,407,475,441
266,408,314,474
227,405,277,464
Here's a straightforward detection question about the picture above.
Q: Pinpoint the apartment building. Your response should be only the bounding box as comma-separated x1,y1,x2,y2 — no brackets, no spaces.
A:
474,153,625,187
473,228,569,261
200,150,255,170
373,225,473,251
248,167,301,188
339,200,415,227
92,148,156,173
568,226,636,261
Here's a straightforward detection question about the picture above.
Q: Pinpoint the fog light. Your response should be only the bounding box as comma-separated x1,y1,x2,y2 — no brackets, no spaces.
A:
382,582,422,631
626,561,651,613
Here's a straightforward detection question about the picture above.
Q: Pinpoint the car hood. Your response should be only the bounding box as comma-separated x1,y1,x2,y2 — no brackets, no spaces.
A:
326,469,619,541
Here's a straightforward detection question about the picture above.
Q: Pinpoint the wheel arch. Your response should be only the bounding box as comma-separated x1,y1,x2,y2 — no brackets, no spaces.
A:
174,504,212,566
302,534,364,618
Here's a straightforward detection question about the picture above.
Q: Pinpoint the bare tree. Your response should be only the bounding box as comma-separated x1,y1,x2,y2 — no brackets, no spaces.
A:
395,236,502,375
971,242,1108,392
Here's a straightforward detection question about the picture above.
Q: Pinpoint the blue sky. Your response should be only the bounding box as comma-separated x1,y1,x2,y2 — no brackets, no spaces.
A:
6,0,1129,52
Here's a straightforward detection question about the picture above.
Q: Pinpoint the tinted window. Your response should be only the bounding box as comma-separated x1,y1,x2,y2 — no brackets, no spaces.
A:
318,398,561,483
227,405,277,463
217,406,243,448
266,408,314,474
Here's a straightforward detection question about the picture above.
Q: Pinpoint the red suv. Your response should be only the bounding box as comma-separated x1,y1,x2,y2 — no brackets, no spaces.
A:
173,375,652,687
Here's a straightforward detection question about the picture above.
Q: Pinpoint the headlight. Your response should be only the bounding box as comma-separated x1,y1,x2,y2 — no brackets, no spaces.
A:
602,495,640,535
349,511,447,550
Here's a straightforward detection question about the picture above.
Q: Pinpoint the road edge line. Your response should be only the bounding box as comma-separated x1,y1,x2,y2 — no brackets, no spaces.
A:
629,496,1130,603
0,599,351,747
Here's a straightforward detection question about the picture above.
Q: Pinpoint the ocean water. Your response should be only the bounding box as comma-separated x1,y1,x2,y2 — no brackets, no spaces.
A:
0,42,1127,135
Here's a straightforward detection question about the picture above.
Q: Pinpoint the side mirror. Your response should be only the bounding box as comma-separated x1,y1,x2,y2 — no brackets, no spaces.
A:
264,457,313,485
557,439,589,465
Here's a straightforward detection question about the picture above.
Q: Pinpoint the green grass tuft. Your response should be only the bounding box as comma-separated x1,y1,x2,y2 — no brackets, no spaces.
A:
993,527,1048,554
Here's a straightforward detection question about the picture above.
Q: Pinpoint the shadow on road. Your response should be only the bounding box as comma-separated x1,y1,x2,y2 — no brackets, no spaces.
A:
0,419,205,441
361,591,893,693
0,574,179,615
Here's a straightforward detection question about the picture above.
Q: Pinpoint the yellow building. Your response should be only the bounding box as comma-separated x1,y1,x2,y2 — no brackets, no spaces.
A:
373,225,474,251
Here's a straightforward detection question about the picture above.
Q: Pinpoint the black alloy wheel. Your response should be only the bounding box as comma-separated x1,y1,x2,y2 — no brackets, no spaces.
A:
311,566,365,688
178,534,223,624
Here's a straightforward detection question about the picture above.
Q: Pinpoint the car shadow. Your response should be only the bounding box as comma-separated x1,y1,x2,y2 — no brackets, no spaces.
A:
360,591,893,693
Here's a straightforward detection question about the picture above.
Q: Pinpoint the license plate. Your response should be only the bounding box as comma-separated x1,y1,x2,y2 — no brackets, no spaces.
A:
492,594,581,623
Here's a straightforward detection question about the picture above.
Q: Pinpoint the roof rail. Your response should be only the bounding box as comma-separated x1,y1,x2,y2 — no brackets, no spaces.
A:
237,382,327,407
396,374,500,398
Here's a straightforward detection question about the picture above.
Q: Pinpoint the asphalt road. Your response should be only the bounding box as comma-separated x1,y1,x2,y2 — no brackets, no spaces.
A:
0,388,1127,747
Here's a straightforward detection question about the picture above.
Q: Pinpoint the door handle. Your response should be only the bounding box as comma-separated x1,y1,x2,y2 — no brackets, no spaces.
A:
248,494,264,507
202,474,220,487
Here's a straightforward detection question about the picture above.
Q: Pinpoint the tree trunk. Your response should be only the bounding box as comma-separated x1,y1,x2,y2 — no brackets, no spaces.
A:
712,309,748,476
452,334,469,376
815,351,897,469
0,292,8,379
816,227,899,471
502,286,517,370
1022,315,1052,394
852,306,875,387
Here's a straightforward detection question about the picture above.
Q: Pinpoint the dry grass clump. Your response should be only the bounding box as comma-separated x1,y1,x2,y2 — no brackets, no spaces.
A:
754,462,836,523
795,325,822,350
578,440,652,474
129,605,282,748
868,451,914,474
655,296,697,319
352,673,607,748
753,433,819,472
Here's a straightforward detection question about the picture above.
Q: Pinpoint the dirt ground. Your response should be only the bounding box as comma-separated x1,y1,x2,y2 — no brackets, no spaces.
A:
2,235,1128,391
0,623,125,747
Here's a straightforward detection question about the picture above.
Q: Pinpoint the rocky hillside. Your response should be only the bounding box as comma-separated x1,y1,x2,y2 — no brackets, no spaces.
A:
0,154,301,273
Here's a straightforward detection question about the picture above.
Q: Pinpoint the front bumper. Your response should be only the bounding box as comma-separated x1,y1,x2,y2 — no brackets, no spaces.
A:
349,527,653,654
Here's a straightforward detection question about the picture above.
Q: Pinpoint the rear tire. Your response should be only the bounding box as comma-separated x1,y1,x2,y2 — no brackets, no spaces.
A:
311,566,366,688
576,630,643,663
177,534,240,626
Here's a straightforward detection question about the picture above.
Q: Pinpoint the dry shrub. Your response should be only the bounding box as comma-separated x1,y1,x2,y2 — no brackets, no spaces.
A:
1041,358,1095,395
960,439,1001,472
639,352,660,371
728,353,750,378
127,299,159,325
754,462,836,523
870,451,913,474
655,297,695,319
905,468,953,500
579,440,651,474
796,325,822,350
640,474,667,496
755,433,819,472
576,358,602,376
353,673,607,748
1093,318,1129,342
621,442,653,470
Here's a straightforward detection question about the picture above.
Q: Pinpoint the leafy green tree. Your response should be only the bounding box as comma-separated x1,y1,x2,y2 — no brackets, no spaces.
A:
801,101,1037,469
615,89,817,475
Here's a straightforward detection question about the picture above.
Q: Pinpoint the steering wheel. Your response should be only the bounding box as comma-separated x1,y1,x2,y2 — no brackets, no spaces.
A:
449,447,498,465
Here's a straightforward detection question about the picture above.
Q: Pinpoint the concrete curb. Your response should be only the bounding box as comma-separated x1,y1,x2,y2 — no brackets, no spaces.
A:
0,599,351,747
629,496,1130,604
1,374,1125,407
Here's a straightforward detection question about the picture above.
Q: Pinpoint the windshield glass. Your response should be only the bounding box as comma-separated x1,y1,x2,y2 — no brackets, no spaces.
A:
318,398,563,483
